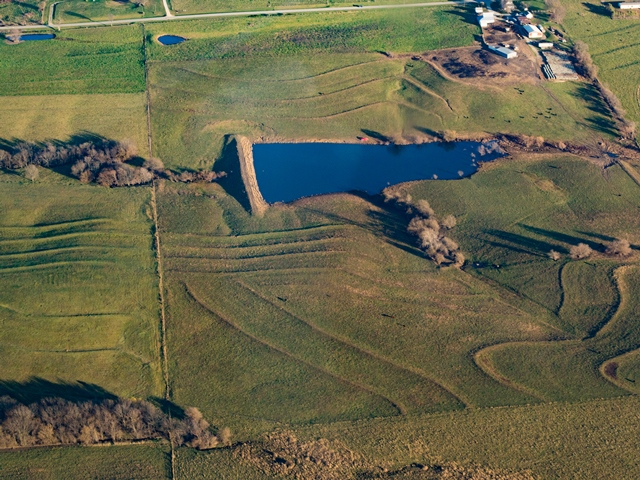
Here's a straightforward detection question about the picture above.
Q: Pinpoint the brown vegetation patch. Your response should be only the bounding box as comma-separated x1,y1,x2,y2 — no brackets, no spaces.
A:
233,430,533,479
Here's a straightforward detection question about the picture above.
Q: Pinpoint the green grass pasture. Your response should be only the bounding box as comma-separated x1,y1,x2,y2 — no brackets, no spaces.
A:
404,155,640,402
0,175,161,398
145,13,610,169
0,93,150,158
54,0,165,23
174,396,640,479
561,0,640,130
0,443,171,479
157,161,614,435
0,25,144,96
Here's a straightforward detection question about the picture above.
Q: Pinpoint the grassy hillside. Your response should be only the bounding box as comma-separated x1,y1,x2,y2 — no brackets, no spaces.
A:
0,0,42,25
155,153,639,441
0,25,145,96
144,12,610,169
0,172,162,398
0,443,171,479
561,0,640,128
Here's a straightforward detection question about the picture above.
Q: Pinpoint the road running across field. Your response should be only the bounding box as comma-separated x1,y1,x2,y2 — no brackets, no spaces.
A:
0,1,471,31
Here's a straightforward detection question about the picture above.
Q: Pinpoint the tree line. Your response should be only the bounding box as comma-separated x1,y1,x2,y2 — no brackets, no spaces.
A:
0,395,230,450
0,139,225,187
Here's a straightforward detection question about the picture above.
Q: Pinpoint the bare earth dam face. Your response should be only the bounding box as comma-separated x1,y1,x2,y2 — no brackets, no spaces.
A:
253,142,505,203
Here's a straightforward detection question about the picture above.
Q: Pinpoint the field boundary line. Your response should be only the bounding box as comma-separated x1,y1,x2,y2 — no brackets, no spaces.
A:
184,282,406,415
402,75,454,112
150,183,175,480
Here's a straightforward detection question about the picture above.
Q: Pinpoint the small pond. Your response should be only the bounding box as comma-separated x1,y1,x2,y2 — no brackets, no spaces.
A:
18,34,55,41
254,141,505,203
157,35,186,45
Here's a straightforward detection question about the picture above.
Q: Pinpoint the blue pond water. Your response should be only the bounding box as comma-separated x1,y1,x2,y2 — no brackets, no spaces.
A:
20,34,55,41
254,142,504,203
157,35,186,45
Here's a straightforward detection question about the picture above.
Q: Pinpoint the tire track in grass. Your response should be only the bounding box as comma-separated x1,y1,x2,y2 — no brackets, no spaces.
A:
175,58,396,84
183,282,404,416
235,278,472,408
188,277,465,414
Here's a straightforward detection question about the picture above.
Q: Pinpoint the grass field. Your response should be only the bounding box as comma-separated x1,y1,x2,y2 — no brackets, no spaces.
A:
143,11,612,169
178,396,640,479
0,443,171,479
0,25,145,96
0,93,150,158
54,0,165,23
155,153,639,442
0,172,162,399
561,0,640,129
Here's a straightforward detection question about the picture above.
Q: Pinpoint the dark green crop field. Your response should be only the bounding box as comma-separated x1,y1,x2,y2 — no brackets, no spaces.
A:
0,25,145,96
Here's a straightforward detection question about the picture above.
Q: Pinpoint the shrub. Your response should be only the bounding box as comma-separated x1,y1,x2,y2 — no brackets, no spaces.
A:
570,243,593,259
606,239,632,257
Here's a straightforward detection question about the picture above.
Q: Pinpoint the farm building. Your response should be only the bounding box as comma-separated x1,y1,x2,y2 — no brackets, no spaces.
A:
477,11,496,28
617,1,640,7
538,42,553,49
488,45,518,59
522,24,544,39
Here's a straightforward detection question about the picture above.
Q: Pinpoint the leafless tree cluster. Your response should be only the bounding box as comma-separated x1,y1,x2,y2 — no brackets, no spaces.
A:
383,191,464,267
569,243,593,260
0,140,225,187
573,42,637,140
545,0,566,23
0,396,227,450
606,238,632,257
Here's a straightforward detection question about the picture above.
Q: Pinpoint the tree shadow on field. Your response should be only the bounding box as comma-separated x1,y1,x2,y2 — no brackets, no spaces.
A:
361,129,391,143
149,396,186,420
485,229,566,256
583,2,613,18
571,84,618,137
520,224,605,251
0,378,117,405
353,190,427,259
215,136,252,213
447,7,481,26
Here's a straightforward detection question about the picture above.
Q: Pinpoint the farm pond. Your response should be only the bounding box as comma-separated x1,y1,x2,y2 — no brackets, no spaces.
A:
17,34,55,41
253,141,505,203
157,35,186,45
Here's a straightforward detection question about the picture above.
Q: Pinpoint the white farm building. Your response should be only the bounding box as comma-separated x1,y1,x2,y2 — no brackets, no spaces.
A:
477,11,496,28
617,2,640,8
488,45,518,59
522,24,544,39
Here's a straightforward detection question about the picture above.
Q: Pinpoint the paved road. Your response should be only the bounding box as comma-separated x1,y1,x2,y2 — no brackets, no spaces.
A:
0,1,470,31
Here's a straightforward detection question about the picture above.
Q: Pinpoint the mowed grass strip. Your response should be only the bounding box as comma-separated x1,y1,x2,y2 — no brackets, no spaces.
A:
0,94,150,158
0,176,162,398
0,25,144,96
0,443,171,480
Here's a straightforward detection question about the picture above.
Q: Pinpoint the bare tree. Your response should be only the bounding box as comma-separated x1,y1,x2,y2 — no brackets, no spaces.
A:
570,243,593,259
414,199,434,218
441,215,457,229
606,239,632,257
548,250,561,261
573,41,598,79
24,164,39,182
